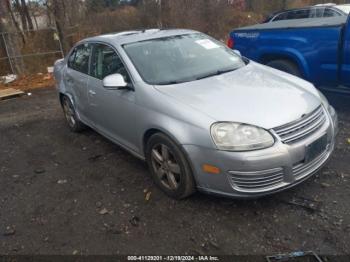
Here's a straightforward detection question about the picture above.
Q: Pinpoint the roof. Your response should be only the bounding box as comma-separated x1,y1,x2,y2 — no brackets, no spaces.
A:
265,4,350,21
235,16,347,31
81,29,197,46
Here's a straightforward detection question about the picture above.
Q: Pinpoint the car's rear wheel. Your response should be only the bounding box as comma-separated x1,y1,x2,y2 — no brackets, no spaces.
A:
61,96,85,132
146,133,196,199
266,59,301,77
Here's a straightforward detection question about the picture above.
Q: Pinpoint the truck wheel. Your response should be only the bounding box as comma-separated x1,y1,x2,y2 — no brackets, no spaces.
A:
146,133,196,199
266,60,301,77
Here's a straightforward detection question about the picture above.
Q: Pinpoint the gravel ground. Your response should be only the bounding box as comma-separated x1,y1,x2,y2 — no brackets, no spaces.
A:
0,87,349,256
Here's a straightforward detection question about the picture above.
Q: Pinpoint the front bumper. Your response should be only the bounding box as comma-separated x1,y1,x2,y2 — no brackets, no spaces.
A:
183,106,338,198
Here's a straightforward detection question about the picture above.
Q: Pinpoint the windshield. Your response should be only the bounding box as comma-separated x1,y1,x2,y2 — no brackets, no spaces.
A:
336,5,350,14
123,33,246,85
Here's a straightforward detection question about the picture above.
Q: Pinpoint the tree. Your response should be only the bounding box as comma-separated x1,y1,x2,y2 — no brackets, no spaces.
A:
45,0,86,54
0,0,25,74
13,0,27,30
21,0,35,31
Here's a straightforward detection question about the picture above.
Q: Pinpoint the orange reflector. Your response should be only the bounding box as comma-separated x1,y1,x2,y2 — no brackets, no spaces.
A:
203,164,220,174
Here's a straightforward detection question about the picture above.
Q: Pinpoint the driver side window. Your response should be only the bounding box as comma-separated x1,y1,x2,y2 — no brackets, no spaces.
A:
90,44,130,82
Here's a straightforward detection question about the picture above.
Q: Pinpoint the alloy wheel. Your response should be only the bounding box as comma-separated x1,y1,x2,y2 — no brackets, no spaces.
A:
63,99,76,128
151,144,182,191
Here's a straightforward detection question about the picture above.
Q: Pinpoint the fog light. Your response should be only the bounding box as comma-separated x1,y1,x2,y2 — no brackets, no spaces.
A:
203,164,220,174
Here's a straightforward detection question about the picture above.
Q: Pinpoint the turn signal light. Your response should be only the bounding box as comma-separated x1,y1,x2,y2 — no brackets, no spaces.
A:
203,164,220,174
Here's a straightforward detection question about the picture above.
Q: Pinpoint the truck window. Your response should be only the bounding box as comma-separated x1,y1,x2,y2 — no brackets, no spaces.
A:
324,8,341,17
273,12,289,21
309,7,325,18
288,9,310,19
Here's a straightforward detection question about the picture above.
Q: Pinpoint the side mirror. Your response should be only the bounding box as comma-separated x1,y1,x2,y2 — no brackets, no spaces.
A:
103,74,132,90
233,49,242,57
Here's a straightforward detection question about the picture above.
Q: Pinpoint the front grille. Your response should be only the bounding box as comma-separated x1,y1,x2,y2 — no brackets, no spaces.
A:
228,168,285,192
293,147,330,180
273,106,326,144
228,141,333,194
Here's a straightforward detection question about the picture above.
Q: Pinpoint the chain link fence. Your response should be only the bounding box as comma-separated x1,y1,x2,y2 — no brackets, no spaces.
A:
0,28,64,76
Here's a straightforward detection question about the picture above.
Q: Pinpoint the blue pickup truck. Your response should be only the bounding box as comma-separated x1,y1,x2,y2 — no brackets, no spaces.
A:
229,16,350,93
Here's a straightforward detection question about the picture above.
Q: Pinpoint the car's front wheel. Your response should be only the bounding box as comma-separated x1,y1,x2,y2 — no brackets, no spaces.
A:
146,133,196,199
61,96,85,132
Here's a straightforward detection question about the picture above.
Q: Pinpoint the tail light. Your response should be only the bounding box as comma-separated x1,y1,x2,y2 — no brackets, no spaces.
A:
227,36,234,49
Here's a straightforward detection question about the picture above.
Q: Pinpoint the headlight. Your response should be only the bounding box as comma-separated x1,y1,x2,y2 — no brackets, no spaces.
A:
211,122,275,151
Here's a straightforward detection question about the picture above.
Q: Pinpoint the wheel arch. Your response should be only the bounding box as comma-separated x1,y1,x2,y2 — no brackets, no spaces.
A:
258,51,310,79
58,92,84,123
59,92,75,108
142,128,183,156
142,127,197,189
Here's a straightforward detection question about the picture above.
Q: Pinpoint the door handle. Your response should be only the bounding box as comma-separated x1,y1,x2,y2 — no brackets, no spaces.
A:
88,90,96,96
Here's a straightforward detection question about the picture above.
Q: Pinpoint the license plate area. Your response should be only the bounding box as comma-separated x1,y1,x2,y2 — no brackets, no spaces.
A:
305,134,328,163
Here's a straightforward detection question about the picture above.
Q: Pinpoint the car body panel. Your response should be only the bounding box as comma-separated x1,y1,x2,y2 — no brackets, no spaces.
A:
155,61,321,129
86,75,138,152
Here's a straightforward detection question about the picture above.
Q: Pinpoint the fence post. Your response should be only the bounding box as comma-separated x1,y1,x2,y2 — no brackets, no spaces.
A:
1,32,15,75
54,27,65,58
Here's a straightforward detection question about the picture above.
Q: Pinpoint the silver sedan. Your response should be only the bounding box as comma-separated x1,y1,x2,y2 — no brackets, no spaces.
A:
54,29,338,199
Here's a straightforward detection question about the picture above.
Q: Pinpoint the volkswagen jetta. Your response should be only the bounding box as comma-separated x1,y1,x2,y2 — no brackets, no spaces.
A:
54,29,338,199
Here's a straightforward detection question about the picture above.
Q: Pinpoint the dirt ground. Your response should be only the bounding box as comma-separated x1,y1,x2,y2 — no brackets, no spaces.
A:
0,74,55,92
0,87,349,257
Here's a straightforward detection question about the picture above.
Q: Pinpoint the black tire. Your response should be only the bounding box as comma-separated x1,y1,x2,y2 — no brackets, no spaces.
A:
266,59,301,77
61,96,85,132
146,133,196,199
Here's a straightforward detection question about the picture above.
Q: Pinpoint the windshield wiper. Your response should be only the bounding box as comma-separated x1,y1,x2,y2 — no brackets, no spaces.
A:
196,68,237,80
157,78,193,85
157,80,180,85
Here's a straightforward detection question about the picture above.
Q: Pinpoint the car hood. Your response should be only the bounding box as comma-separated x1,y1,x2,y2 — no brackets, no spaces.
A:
154,62,321,129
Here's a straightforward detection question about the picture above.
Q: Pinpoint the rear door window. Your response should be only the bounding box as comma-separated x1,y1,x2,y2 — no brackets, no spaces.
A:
68,43,91,74
317,7,326,17
323,8,341,17
288,9,310,19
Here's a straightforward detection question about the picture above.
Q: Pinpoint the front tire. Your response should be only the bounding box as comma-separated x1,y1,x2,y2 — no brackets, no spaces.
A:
146,133,196,199
61,96,85,132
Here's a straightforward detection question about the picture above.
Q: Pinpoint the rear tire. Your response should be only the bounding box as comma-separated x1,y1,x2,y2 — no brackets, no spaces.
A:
61,96,85,132
146,133,196,199
266,59,301,77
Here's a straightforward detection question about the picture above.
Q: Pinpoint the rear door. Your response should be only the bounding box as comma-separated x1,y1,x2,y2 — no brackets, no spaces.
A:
65,43,92,121
86,43,138,152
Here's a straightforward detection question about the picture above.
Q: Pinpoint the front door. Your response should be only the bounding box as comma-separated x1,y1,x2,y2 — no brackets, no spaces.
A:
86,43,138,152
